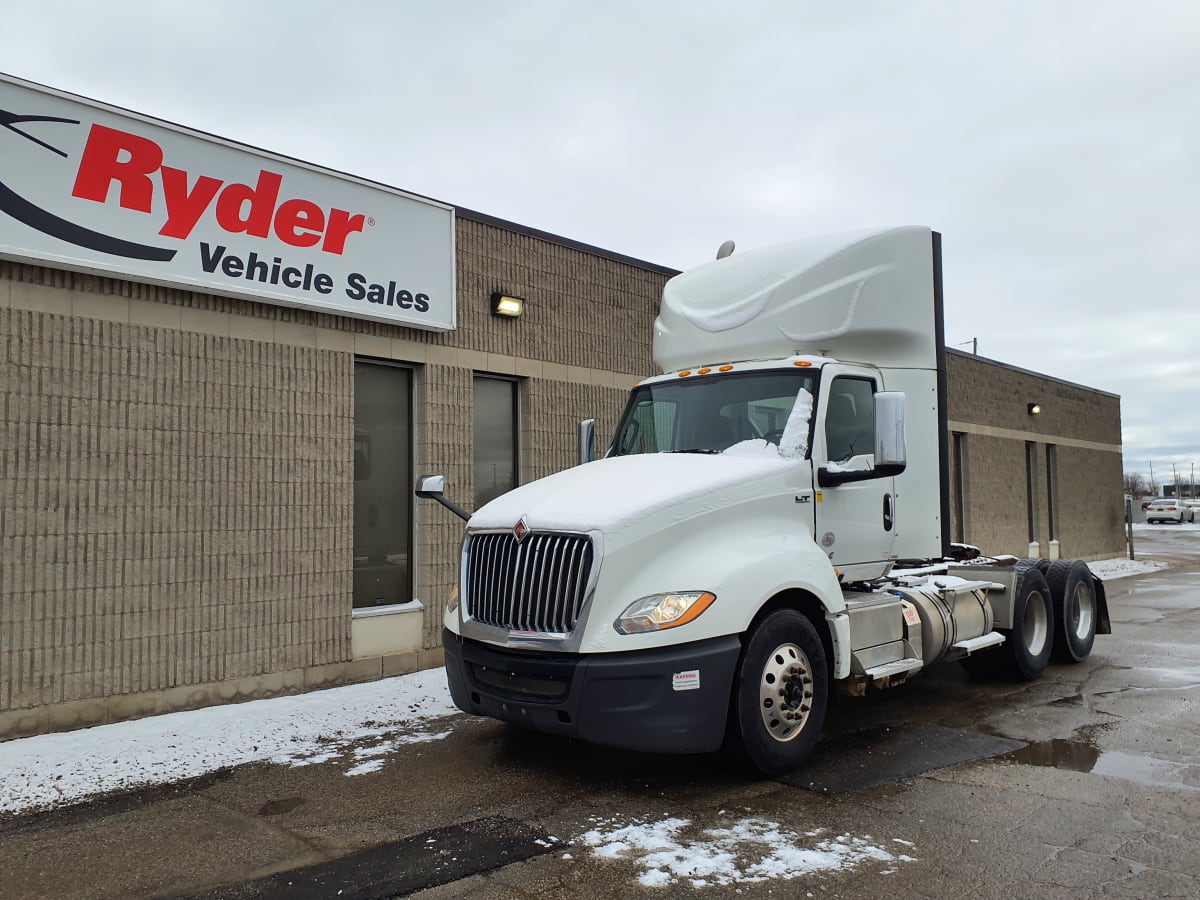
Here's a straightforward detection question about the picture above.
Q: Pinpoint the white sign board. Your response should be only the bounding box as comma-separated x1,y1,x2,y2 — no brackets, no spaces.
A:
0,73,456,330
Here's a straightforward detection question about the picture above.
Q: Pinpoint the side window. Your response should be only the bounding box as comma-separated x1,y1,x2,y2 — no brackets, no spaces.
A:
824,377,875,462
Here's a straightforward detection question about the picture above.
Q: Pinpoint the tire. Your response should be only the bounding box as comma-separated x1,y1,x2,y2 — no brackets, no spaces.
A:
1017,557,1051,575
728,609,828,776
1045,560,1097,663
999,566,1054,680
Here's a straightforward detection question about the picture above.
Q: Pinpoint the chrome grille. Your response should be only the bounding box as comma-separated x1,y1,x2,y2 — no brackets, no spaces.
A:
465,532,595,633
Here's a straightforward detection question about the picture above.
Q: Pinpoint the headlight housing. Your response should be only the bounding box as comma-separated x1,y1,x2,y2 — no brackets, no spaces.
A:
614,591,716,634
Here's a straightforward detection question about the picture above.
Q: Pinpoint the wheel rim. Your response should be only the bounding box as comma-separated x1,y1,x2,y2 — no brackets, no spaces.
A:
1022,589,1050,656
1067,580,1095,641
758,642,815,743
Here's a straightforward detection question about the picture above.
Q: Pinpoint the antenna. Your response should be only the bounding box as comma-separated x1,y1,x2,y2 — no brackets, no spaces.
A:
716,240,735,260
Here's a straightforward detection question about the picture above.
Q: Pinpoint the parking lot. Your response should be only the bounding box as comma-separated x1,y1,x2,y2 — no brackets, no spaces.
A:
1,527,1198,899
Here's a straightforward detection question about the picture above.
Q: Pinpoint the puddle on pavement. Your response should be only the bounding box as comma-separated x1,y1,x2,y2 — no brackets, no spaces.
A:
783,725,1024,794
999,739,1199,792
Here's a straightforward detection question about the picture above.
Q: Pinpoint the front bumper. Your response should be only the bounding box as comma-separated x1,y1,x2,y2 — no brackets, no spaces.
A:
443,629,742,754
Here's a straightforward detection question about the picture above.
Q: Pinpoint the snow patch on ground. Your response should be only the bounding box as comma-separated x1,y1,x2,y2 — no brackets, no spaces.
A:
578,816,915,887
0,668,460,816
1086,557,1170,580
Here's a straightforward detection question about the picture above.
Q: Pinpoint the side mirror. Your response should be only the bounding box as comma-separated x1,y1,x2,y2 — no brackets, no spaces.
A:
579,418,596,464
413,474,471,522
415,474,446,498
818,391,907,487
872,391,907,475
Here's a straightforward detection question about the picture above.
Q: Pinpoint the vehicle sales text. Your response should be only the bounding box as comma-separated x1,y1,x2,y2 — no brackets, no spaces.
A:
201,243,430,311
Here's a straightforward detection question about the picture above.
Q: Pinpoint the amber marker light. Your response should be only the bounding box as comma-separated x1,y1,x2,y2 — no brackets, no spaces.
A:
678,370,692,377
719,365,734,372
698,367,712,374
793,360,812,367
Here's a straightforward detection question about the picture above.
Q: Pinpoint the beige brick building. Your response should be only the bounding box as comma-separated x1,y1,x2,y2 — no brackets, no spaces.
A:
0,82,1126,740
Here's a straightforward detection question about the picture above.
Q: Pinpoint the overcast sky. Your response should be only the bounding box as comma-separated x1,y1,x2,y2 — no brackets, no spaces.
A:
5,1,1198,484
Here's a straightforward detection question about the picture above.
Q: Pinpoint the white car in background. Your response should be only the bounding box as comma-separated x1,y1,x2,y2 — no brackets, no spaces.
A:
1145,498,1195,524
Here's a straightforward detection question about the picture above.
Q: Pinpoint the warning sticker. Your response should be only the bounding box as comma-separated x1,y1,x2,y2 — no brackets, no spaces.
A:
672,670,701,691
902,602,921,626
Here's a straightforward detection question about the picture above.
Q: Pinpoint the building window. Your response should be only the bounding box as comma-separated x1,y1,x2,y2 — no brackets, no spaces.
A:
473,375,519,509
1025,441,1039,543
353,361,413,609
1046,444,1058,541
952,431,968,543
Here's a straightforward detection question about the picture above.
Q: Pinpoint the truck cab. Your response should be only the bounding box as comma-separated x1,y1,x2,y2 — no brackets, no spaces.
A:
427,227,1107,775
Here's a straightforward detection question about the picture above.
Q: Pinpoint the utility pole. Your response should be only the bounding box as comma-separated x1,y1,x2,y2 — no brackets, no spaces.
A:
1172,463,1180,498
1149,461,1156,496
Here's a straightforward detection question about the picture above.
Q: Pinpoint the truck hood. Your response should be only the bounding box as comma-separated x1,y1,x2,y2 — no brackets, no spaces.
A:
469,446,795,538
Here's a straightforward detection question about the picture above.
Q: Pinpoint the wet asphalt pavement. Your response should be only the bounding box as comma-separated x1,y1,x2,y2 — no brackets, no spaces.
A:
1,527,1197,899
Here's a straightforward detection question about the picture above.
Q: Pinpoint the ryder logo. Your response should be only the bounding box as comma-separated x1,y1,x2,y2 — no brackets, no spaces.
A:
0,108,368,262
72,124,368,255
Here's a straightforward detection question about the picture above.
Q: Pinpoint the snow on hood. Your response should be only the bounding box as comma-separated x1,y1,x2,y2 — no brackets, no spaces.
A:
469,452,794,534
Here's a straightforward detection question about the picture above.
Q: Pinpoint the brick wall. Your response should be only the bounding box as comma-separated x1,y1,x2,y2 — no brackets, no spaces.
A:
946,350,1125,559
1,305,353,713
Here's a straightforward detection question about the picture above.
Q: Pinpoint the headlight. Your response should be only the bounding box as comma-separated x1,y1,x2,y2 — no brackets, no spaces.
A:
447,584,460,614
614,591,716,634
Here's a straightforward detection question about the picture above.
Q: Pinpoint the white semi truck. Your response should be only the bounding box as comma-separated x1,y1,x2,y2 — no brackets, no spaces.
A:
416,227,1110,775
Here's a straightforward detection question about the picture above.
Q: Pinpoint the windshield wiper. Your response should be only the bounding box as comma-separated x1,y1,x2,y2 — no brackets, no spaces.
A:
668,448,723,455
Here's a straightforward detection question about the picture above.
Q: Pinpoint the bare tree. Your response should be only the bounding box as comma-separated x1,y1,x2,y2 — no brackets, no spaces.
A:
1123,472,1146,496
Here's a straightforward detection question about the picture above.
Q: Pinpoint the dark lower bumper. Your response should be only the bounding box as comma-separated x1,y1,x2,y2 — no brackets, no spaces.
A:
443,629,742,754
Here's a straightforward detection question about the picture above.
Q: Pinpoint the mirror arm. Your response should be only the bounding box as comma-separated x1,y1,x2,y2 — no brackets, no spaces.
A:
432,495,472,522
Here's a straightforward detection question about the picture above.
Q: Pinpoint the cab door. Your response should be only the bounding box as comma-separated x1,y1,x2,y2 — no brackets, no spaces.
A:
813,371,896,579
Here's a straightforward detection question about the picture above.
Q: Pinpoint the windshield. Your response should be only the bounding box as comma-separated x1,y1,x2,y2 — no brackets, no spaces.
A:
609,370,819,457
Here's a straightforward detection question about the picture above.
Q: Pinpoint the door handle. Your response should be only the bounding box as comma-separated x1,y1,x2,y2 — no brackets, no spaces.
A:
883,493,893,531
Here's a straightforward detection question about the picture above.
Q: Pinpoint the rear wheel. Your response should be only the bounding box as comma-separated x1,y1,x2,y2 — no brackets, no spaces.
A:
1045,560,1097,662
1000,567,1054,680
1017,557,1051,575
729,609,828,776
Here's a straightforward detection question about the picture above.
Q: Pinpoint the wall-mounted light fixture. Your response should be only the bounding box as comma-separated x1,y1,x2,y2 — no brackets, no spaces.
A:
491,293,524,318
1027,403,1042,415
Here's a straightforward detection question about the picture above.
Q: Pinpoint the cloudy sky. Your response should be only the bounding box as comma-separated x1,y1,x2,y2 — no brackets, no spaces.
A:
5,1,1197,483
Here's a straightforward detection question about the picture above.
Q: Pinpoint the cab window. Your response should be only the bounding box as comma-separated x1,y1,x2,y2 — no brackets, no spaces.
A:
824,377,875,462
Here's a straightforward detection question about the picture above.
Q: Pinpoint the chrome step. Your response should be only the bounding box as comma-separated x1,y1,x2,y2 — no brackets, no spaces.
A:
952,631,1006,653
863,657,923,679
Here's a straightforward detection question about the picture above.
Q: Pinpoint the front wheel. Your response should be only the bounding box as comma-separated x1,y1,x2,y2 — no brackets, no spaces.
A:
728,609,829,776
